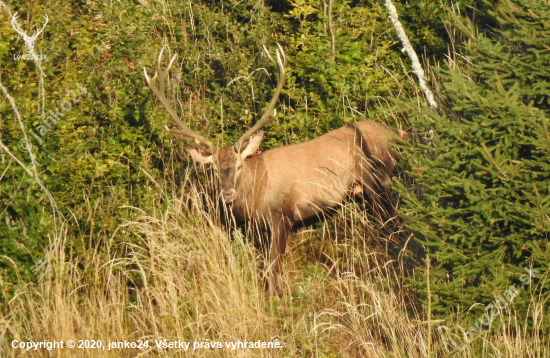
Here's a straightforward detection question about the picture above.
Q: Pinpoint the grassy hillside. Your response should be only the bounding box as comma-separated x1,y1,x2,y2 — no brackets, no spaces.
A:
3,175,547,357
0,0,548,357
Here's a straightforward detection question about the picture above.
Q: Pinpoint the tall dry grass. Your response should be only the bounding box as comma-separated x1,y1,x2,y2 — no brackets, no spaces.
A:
1,167,548,358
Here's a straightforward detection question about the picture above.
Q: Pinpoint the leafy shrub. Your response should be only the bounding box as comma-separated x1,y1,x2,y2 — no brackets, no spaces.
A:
0,0,415,288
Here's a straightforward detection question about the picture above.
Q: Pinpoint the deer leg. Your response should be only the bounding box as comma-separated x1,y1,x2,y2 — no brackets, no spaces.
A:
269,212,290,298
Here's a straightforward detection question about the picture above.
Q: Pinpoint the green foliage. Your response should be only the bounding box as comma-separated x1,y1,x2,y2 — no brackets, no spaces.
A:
392,0,494,57
1,0,548,352
272,0,412,144
403,0,550,339
0,0,416,289
1,0,165,283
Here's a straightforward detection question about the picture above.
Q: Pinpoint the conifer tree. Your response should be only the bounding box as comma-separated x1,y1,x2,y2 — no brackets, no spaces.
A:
404,0,550,324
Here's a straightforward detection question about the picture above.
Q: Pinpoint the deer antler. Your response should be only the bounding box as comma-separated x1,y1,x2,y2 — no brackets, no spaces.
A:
11,12,48,39
143,48,216,151
235,44,287,151
11,12,27,37
30,13,48,40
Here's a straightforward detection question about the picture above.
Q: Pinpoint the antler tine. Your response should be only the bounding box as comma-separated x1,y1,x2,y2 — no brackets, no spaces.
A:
30,13,48,39
37,14,48,36
11,12,27,36
143,48,216,151
236,44,287,151
155,47,177,95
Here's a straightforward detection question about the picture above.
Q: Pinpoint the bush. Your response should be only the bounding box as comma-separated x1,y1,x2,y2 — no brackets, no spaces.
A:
0,0,414,287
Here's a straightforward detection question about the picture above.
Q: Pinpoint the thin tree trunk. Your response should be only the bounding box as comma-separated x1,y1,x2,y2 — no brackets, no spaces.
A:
384,0,438,109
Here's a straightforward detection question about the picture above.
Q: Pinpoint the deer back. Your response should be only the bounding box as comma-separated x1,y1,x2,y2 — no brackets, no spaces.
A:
233,120,402,224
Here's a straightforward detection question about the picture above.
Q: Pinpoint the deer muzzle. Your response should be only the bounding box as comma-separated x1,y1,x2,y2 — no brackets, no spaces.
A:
222,189,236,203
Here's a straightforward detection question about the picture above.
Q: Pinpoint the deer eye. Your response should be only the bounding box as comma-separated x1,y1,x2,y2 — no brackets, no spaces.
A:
237,164,242,170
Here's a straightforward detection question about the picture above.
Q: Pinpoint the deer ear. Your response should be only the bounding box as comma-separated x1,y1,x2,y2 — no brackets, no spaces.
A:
186,148,213,164
240,131,264,158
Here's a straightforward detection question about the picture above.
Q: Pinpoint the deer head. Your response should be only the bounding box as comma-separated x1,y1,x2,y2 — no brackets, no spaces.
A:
143,45,286,203
12,11,48,54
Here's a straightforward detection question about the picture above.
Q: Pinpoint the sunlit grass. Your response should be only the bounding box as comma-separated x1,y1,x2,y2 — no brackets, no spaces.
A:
1,169,548,358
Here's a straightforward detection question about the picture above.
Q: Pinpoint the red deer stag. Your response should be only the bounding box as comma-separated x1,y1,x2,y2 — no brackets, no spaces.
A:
144,46,408,297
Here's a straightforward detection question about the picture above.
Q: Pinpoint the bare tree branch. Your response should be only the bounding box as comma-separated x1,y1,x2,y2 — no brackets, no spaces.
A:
384,0,438,109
